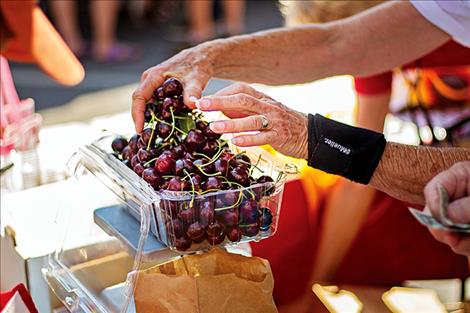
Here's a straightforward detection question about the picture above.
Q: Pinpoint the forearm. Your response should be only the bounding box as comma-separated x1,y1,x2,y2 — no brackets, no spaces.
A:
370,143,470,205
199,1,448,85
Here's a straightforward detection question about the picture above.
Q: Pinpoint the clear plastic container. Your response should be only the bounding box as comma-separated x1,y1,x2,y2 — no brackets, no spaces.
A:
44,134,292,312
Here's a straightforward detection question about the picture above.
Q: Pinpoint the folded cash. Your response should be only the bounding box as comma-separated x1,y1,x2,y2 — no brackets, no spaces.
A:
409,208,470,234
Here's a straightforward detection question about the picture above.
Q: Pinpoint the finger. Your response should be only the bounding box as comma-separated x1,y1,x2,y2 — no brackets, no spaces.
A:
181,72,207,109
132,73,165,132
231,131,277,147
424,180,441,218
209,115,268,134
447,197,470,224
214,83,264,99
196,94,262,118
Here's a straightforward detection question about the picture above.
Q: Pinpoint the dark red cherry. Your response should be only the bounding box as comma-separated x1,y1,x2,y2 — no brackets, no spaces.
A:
240,225,259,237
196,121,208,132
199,202,215,228
155,154,175,174
162,77,183,97
207,221,224,237
184,129,205,152
163,97,181,115
259,207,273,231
228,167,250,186
220,151,236,167
166,219,184,238
257,175,275,196
136,138,146,150
174,158,195,176
141,127,156,145
214,159,229,176
142,167,162,188
207,232,225,245
172,145,185,158
204,177,223,191
137,148,151,162
226,227,242,242
187,221,206,242
239,199,259,224
128,134,140,153
133,163,145,176
154,87,165,101
175,236,192,251
190,174,204,192
194,158,214,175
167,177,182,191
205,123,222,140
131,155,140,168
202,139,219,157
223,190,240,206
221,209,239,228
157,122,172,138
144,103,157,122
121,146,134,161
178,206,195,223
111,137,128,153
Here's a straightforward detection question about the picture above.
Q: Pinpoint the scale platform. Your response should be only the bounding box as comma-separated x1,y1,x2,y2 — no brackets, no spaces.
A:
94,204,180,262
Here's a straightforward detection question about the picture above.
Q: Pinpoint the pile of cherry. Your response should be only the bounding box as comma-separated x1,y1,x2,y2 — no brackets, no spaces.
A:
111,78,278,251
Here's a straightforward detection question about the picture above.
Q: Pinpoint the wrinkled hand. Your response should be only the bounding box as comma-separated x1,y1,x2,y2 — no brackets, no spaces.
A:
424,161,470,256
132,45,213,132
196,83,308,159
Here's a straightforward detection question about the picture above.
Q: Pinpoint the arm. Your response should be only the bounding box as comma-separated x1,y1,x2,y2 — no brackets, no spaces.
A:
132,1,449,131
370,143,470,204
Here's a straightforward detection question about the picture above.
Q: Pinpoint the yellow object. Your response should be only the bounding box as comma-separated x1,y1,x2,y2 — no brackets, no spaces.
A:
382,287,447,313
312,283,363,313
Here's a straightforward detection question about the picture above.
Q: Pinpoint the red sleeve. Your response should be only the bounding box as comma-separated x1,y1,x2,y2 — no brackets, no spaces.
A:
354,71,393,95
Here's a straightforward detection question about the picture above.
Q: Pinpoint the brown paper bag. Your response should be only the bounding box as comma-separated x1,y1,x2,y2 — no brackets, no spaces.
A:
134,248,278,313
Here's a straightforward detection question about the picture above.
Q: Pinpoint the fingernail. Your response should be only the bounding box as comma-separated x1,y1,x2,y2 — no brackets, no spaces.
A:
210,121,225,131
197,98,210,109
232,137,242,145
189,96,198,103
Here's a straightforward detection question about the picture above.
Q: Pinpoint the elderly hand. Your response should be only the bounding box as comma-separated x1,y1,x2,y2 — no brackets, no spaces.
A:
423,161,470,256
131,44,215,132
195,83,308,159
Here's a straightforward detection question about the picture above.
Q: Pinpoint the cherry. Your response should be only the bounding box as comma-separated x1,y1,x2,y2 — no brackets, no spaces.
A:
204,176,223,191
178,206,195,223
196,121,207,132
166,218,184,238
214,159,229,177
144,103,157,122
157,122,172,138
202,139,219,157
136,138,146,150
167,177,182,191
187,221,206,242
172,145,185,158
142,167,162,188
175,236,192,251
111,137,128,153
194,158,215,175
228,167,250,186
127,135,139,153
133,163,145,176
141,127,156,145
162,77,183,97
199,201,215,228
223,190,239,206
220,151,237,167
207,232,225,245
137,148,151,162
259,207,273,231
155,154,175,174
163,97,181,115
154,87,165,101
184,129,205,152
240,225,259,237
226,227,242,242
239,199,259,224
207,221,224,237
164,200,179,217
204,123,222,140
131,155,140,168
190,174,204,191
174,158,195,176
236,154,251,165
257,175,274,184
222,210,239,227
121,146,134,161
257,175,275,196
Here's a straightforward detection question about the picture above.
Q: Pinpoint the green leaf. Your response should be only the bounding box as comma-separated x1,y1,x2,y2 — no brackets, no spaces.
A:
177,116,196,134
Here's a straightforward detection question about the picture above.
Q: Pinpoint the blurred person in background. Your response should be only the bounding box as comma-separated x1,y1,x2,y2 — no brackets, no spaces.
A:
186,0,245,46
280,0,470,283
49,0,138,62
424,161,470,257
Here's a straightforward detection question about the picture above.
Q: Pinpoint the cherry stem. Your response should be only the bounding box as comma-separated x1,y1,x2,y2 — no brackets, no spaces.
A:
193,152,211,159
183,169,196,207
220,177,255,200
151,111,188,136
249,154,262,176
146,115,156,150
164,108,175,141
239,159,264,174
196,165,222,177
198,140,224,168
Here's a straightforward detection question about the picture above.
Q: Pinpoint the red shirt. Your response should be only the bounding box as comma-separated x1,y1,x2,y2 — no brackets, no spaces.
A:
354,41,470,96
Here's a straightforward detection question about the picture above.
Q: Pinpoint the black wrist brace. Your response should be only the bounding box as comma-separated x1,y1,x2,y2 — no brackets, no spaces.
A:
307,114,386,184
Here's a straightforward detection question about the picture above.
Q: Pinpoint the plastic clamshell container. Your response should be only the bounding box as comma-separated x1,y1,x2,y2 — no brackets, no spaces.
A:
79,135,286,253
43,134,291,313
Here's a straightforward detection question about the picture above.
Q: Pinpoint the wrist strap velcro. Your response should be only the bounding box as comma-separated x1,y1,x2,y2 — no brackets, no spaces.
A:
307,114,386,184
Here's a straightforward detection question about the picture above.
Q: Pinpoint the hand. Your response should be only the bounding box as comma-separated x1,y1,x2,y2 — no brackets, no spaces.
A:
423,161,470,256
196,83,308,159
131,44,214,132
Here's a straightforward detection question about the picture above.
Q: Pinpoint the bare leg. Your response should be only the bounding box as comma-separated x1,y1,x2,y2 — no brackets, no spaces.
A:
49,0,84,54
222,0,245,35
90,0,120,60
186,0,215,44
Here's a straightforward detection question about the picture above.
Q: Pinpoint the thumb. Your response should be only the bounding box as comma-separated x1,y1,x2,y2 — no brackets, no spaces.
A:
447,197,470,224
184,81,205,109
